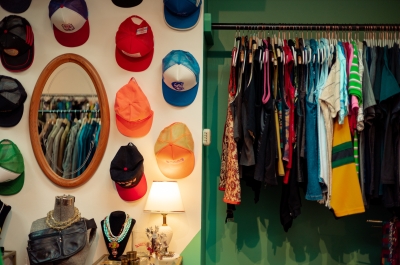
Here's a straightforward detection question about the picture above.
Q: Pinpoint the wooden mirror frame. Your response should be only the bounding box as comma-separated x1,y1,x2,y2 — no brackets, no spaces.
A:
29,53,110,187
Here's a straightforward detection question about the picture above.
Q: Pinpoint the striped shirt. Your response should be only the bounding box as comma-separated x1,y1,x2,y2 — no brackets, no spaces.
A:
348,41,363,104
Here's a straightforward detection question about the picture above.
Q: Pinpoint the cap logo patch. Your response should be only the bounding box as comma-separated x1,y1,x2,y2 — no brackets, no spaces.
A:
62,23,75,31
166,158,185,164
4,49,19,56
136,27,148,35
172,82,184,91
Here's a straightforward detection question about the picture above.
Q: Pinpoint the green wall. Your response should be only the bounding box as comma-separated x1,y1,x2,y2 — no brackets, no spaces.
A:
203,1,400,264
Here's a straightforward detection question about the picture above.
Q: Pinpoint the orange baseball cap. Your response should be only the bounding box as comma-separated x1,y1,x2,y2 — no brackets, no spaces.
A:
154,122,194,179
115,77,153,137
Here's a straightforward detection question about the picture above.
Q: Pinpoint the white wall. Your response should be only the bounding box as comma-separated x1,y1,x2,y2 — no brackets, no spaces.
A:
0,1,203,264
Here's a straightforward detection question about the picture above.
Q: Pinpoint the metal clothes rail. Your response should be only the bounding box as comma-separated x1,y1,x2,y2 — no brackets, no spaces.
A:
211,23,400,31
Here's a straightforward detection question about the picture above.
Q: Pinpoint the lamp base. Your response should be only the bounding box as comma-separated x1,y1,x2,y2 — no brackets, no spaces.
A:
152,252,180,265
158,225,173,247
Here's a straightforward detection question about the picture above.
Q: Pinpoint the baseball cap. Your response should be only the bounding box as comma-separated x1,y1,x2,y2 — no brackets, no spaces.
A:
0,15,34,72
154,122,194,179
0,139,24,195
110,143,147,201
48,0,90,47
115,15,154,72
163,0,202,30
0,76,27,127
115,77,154,137
162,50,200,106
0,0,32,13
112,0,142,8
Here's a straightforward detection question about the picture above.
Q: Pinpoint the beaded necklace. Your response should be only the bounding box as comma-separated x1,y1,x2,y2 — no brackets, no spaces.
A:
103,213,132,258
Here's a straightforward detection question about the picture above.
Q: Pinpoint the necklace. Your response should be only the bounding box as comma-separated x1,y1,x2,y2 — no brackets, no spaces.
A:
46,207,81,230
103,213,132,258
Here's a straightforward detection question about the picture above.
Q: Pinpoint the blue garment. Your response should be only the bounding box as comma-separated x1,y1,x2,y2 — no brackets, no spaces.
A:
305,39,323,201
337,42,348,124
76,123,88,177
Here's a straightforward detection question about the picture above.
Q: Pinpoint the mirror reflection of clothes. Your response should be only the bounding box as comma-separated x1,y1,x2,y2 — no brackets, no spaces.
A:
39,97,100,179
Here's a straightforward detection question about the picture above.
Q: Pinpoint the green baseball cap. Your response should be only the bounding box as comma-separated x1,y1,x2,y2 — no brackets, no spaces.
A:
0,139,24,195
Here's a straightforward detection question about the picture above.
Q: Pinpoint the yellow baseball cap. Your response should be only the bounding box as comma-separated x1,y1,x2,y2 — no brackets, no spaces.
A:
154,122,194,179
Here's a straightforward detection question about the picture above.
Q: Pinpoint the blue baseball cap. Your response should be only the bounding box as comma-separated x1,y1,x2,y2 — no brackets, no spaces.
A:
162,50,200,107
163,0,202,31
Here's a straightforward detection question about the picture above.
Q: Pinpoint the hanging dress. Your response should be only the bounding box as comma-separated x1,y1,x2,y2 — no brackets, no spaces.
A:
219,47,241,205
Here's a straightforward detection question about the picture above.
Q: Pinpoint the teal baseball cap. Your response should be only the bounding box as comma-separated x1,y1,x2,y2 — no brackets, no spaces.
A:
0,139,24,195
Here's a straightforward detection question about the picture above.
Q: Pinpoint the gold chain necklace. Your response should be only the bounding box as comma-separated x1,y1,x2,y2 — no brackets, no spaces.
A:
46,207,81,230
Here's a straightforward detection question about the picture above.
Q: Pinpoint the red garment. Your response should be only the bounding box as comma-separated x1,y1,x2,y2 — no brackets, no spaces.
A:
282,41,295,184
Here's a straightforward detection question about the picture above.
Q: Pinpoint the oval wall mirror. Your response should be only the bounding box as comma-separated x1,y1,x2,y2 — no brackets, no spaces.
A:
29,53,110,187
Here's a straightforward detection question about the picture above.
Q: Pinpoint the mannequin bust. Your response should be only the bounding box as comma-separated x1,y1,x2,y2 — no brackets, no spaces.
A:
101,211,136,260
0,200,11,235
30,195,96,265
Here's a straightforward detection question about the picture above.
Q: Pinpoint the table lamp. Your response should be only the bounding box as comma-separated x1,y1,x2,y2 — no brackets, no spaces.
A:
144,181,185,248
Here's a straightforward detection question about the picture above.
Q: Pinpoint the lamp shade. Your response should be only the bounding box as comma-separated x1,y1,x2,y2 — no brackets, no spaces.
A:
144,181,185,213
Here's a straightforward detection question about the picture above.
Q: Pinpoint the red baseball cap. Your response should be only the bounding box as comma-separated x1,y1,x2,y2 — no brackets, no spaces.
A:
115,15,154,72
115,77,154,137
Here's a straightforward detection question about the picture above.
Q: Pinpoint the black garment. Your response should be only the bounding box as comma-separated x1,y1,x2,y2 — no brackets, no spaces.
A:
240,41,256,166
280,146,302,232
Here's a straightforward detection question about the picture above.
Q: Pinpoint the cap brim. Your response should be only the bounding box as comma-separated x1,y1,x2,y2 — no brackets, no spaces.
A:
116,173,147,201
0,0,31,13
116,111,153,137
0,171,24,195
53,21,90,47
112,0,143,7
156,149,195,179
163,5,201,31
1,44,34,72
115,47,154,72
162,81,198,107
0,104,24,127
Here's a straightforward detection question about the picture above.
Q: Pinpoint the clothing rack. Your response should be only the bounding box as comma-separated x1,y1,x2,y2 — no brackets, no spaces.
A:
38,109,100,113
41,93,98,97
211,23,400,31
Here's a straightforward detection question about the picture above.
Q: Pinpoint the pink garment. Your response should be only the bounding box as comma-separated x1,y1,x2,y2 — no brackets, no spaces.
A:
349,95,359,136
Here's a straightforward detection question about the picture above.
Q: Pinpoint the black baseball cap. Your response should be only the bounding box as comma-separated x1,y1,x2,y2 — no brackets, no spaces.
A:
112,0,143,8
110,143,147,201
0,0,32,13
0,15,34,72
0,76,27,127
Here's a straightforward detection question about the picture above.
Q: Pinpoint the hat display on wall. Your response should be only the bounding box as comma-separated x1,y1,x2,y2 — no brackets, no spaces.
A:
0,0,32,13
0,139,25,195
0,15,34,72
48,0,90,47
115,15,154,72
154,122,194,179
112,0,143,8
110,143,147,201
0,76,27,127
162,50,200,106
163,0,202,30
115,77,154,137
